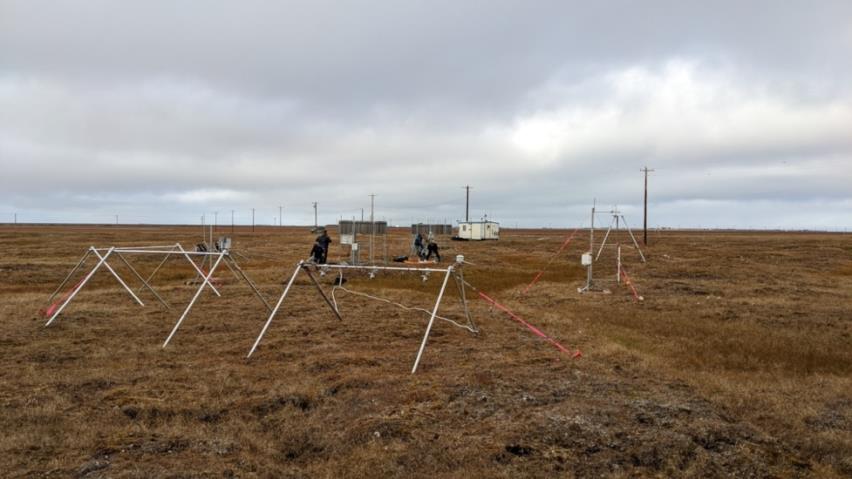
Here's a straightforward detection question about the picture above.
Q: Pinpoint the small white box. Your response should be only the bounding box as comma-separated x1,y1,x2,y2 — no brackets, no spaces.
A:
581,253,592,266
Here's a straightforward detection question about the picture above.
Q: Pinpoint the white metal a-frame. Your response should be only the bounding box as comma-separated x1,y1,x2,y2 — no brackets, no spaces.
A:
595,207,646,264
247,258,476,374
579,203,646,293
44,243,272,347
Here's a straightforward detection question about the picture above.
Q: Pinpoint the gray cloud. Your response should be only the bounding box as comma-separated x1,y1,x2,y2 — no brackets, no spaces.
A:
1,0,851,229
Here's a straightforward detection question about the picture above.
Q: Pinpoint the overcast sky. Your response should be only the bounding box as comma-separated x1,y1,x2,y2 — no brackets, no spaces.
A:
1,1,851,229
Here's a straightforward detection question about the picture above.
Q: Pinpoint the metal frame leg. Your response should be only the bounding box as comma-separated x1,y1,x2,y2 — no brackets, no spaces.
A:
247,261,304,358
48,250,91,303
136,244,178,294
221,257,244,281
45,247,113,326
302,265,343,321
162,251,226,348
115,252,171,309
595,216,615,260
620,215,647,262
411,267,453,374
90,249,145,306
176,243,221,296
454,269,477,333
224,255,272,312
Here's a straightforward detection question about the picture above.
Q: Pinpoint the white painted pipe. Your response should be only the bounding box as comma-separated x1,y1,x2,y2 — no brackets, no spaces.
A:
91,248,145,307
162,251,226,348
45,247,113,326
175,243,221,297
247,261,304,358
411,266,454,374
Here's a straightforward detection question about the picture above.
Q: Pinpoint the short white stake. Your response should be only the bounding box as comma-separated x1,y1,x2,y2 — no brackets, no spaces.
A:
162,251,226,348
247,261,304,358
411,266,453,374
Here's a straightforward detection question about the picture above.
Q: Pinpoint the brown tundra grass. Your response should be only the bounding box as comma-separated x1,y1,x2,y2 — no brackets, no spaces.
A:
0,225,849,477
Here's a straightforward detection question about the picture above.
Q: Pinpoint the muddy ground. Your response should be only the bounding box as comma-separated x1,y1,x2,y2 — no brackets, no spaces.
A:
0,225,850,478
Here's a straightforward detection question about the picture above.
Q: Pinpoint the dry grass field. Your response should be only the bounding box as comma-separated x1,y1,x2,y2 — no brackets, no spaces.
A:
1,225,850,478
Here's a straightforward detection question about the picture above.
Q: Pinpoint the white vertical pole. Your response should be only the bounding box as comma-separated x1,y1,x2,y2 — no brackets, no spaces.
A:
411,266,453,374
90,249,145,306
617,244,622,284
162,251,226,348
247,261,304,358
588,201,595,289
45,247,113,326
369,194,375,264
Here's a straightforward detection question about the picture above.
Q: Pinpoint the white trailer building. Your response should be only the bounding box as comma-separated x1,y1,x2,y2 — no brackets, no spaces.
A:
455,220,500,241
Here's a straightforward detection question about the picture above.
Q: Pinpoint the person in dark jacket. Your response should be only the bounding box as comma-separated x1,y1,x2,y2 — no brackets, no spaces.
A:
314,229,332,263
413,233,424,258
309,241,325,263
425,240,441,262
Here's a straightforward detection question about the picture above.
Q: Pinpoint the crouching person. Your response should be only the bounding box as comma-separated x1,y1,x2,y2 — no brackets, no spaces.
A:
425,240,441,262
309,241,326,264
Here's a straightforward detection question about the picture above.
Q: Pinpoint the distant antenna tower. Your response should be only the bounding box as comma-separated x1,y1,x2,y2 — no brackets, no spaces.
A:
580,202,646,294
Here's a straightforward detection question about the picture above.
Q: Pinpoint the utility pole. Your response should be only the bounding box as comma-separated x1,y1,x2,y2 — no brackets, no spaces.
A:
14,213,17,225
231,210,234,233
214,211,218,234
312,202,318,230
252,208,255,233
641,166,655,245
462,185,472,222
279,205,283,227
115,214,118,225
369,194,376,264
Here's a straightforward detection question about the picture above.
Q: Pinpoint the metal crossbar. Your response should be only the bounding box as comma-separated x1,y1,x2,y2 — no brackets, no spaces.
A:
43,244,271,348
246,260,475,373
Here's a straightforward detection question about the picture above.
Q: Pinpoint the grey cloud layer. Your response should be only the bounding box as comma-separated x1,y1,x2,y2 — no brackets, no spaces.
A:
1,0,851,228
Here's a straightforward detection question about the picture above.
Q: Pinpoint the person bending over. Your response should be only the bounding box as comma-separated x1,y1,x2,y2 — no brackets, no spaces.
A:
425,240,441,262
